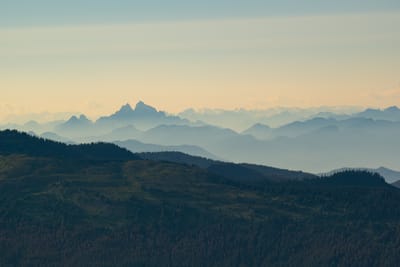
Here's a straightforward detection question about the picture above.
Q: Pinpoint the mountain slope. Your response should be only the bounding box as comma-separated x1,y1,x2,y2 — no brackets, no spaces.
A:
55,114,93,136
242,123,272,140
40,131,74,144
0,131,400,266
322,167,400,184
0,130,138,161
139,151,321,183
115,140,221,160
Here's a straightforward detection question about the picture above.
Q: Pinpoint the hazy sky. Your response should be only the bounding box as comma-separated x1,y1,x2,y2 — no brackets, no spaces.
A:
1,1,400,119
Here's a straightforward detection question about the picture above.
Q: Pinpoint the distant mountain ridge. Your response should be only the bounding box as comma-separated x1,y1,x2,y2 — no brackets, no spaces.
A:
355,106,400,121
114,139,221,160
52,101,192,138
96,101,189,130
2,104,400,173
242,123,272,140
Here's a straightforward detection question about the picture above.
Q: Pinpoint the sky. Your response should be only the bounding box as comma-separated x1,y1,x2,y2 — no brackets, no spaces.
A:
1,0,400,120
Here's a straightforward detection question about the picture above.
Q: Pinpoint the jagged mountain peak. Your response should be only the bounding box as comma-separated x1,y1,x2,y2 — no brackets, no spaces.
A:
134,101,158,113
68,115,79,122
117,103,134,114
112,102,159,117
67,114,91,123
385,106,400,112
79,114,90,121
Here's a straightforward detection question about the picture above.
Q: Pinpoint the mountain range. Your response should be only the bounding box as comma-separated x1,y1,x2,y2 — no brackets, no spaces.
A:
52,101,193,138
96,101,190,130
2,102,400,173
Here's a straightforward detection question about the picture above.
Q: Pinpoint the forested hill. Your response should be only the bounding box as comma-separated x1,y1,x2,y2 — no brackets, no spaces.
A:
0,129,400,266
317,170,388,187
0,130,138,161
139,151,316,183
0,130,315,183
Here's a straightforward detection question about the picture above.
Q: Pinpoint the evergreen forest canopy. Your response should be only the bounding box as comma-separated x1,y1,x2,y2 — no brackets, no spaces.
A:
0,130,399,266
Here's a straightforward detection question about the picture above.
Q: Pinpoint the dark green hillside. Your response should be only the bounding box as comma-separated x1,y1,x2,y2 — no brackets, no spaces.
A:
140,151,316,183
0,131,400,266
318,170,388,187
0,130,138,161
1,155,400,266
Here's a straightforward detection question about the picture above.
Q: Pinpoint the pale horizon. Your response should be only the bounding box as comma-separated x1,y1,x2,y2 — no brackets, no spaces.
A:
1,1,400,118
0,99,392,124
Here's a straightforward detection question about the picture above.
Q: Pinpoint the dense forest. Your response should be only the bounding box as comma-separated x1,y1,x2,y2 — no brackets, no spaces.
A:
1,130,400,266
0,130,137,161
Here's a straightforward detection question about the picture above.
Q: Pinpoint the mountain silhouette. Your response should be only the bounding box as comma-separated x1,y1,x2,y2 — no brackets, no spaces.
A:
355,106,400,121
242,123,272,140
63,115,92,126
95,101,188,130
134,101,159,115
104,102,160,120
50,102,192,139
92,125,143,142
115,103,135,116
3,103,400,173
55,114,94,137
